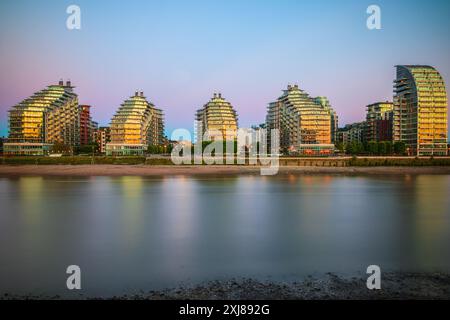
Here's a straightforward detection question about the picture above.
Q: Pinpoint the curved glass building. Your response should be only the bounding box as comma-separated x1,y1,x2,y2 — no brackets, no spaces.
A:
394,65,448,156
106,91,164,156
195,93,238,141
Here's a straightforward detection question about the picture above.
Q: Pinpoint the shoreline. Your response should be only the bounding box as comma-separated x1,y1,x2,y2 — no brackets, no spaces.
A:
1,165,450,177
2,272,450,300
141,272,450,300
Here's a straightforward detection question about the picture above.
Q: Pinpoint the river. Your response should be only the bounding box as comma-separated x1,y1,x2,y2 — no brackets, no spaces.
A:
0,174,449,297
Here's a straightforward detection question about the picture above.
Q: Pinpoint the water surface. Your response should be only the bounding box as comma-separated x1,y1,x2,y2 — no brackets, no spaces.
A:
0,174,449,297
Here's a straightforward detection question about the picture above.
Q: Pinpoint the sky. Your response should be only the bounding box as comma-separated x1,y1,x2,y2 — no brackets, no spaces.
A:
0,0,449,138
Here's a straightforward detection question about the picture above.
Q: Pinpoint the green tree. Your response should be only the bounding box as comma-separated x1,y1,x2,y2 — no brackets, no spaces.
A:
345,143,353,155
346,141,364,155
76,143,98,155
336,142,345,153
385,141,393,155
394,142,406,155
368,141,378,155
378,141,387,155
355,141,364,154
51,143,72,155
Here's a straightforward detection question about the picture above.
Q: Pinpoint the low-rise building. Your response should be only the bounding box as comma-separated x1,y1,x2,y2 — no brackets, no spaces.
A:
337,122,366,145
366,102,394,142
94,126,111,154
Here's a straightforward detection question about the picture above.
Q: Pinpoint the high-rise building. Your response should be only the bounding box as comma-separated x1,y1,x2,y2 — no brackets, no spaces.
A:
266,84,334,156
106,91,164,156
313,96,339,144
5,80,80,155
79,105,97,145
394,65,448,156
366,102,394,142
195,93,238,141
94,126,111,154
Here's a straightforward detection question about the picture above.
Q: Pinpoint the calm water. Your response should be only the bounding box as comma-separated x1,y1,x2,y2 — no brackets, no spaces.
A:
0,174,450,297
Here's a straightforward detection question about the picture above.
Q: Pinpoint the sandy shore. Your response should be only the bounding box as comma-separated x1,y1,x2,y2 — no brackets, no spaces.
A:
2,272,449,300
1,165,450,177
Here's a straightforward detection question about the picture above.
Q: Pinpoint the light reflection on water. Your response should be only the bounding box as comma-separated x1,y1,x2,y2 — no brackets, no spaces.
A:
0,174,449,297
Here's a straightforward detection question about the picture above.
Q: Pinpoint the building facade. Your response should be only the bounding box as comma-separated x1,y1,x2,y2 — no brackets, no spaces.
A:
337,122,366,145
94,126,111,154
79,105,97,145
266,84,334,156
5,80,80,155
0,137,4,155
393,65,448,156
106,91,164,156
195,93,238,141
313,97,339,144
365,102,394,142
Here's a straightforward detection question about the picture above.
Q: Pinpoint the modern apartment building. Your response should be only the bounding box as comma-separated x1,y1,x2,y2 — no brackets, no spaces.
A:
5,80,80,155
94,126,111,154
266,84,334,156
365,102,394,142
337,122,366,145
79,105,98,145
313,97,339,144
195,93,238,141
393,65,448,156
106,91,164,156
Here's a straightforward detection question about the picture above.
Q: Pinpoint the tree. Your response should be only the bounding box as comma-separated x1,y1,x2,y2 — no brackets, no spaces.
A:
51,142,72,155
378,141,387,155
385,141,393,155
345,142,354,155
394,142,406,155
76,143,99,155
355,141,365,155
336,142,345,153
368,141,378,155
345,141,364,155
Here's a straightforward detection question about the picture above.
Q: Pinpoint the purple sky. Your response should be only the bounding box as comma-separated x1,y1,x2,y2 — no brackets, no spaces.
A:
1,0,449,138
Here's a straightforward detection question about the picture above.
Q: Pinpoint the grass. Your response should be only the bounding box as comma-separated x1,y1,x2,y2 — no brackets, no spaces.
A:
348,157,450,167
1,156,147,165
1,156,449,167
